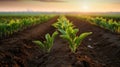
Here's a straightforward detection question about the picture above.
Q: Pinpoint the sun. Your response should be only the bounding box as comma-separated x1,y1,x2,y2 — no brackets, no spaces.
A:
82,6,89,10
81,5,90,12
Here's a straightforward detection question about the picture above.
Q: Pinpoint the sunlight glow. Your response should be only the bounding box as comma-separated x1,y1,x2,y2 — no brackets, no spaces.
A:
0,0,120,12
81,5,90,12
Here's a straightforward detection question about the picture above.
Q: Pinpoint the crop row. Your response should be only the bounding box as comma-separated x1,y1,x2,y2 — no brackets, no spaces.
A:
88,15,120,22
33,16,92,53
76,16,120,33
0,15,54,39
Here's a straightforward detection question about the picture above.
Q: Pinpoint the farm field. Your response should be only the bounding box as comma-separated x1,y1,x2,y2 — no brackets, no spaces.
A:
0,14,120,67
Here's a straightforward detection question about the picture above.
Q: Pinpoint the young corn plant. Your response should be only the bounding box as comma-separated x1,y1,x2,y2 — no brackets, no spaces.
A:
33,31,58,53
53,16,92,53
59,26,92,53
52,16,73,31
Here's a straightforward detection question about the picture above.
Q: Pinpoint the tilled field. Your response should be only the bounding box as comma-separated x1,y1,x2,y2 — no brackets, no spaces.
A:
0,16,120,67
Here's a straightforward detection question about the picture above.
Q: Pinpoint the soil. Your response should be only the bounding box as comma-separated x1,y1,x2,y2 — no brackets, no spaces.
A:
0,16,120,67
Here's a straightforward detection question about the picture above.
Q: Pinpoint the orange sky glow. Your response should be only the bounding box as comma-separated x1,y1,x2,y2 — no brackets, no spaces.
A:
0,0,120,12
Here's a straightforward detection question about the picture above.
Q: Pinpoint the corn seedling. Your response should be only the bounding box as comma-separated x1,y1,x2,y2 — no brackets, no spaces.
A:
53,16,73,31
59,26,92,53
53,16,92,53
33,31,58,53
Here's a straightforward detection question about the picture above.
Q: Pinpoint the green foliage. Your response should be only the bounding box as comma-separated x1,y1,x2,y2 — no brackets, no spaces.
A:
59,27,92,53
53,16,73,31
53,16,92,53
81,16,120,33
0,15,54,39
33,31,58,53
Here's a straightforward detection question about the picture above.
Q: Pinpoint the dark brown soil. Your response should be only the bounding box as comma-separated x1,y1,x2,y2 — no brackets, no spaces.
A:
0,16,120,67
66,16,120,67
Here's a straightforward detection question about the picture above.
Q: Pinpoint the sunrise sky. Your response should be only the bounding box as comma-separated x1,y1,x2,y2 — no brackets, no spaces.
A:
0,0,120,12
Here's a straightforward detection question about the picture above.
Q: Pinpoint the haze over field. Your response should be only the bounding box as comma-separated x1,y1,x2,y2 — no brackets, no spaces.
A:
0,0,120,12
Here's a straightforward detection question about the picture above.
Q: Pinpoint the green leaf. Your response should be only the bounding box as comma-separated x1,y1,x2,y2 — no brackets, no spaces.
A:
58,29,66,35
60,34,70,41
32,41,44,49
76,32,92,47
73,29,79,34
45,33,51,44
52,31,58,39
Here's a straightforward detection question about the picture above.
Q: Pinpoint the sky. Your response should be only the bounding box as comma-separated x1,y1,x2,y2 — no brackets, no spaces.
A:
0,0,120,12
